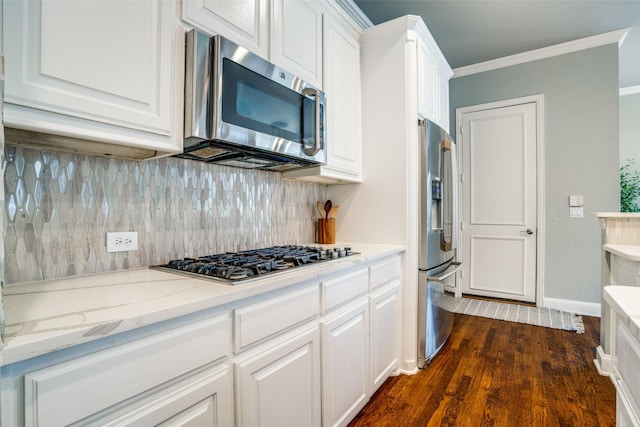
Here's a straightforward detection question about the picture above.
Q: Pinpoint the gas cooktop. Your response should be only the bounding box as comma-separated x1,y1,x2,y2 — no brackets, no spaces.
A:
151,245,357,284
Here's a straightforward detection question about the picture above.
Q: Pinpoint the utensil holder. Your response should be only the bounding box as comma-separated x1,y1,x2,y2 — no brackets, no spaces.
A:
317,218,335,244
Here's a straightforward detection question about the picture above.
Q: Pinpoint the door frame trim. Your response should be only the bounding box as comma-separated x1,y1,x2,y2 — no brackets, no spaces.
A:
455,94,545,306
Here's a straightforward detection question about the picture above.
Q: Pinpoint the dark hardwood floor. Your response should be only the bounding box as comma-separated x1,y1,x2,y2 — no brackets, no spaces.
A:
349,314,616,427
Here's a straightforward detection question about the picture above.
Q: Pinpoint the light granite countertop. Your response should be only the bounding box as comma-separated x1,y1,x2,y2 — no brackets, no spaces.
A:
603,286,640,343
2,243,404,366
594,212,640,218
603,244,640,262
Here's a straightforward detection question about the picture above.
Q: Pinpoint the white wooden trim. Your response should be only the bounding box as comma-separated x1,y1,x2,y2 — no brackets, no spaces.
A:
620,86,640,96
456,94,545,306
333,0,373,29
453,28,629,78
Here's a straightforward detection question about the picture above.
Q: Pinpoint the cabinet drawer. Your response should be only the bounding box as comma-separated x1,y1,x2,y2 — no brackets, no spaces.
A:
234,285,319,352
24,314,231,427
370,256,402,290
321,268,368,313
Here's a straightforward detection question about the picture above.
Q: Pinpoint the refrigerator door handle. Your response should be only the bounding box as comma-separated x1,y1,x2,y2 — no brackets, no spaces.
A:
427,262,463,282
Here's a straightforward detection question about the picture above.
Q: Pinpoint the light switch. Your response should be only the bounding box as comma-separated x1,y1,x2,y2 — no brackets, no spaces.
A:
570,207,584,218
569,195,584,207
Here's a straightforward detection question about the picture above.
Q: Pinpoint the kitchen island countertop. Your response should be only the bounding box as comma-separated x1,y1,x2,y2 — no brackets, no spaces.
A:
2,242,404,366
603,244,640,261
603,285,640,343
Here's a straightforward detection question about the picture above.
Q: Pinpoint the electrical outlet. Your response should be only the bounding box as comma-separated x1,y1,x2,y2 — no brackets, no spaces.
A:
106,232,138,253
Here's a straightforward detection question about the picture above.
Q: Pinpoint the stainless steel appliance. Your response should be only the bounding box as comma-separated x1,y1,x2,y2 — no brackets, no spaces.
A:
181,31,326,171
417,119,462,368
152,245,356,285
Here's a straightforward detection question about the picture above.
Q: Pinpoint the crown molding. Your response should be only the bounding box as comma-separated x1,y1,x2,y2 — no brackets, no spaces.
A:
620,86,640,96
333,0,373,30
452,27,630,79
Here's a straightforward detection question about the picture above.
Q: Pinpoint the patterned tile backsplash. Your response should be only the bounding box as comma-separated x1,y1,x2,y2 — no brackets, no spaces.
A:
2,146,327,284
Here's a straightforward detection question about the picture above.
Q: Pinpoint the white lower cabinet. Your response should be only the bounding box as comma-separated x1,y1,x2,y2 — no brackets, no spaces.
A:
369,281,400,393
235,323,321,427
4,254,403,427
321,298,370,427
99,364,234,427
23,314,232,427
614,319,640,426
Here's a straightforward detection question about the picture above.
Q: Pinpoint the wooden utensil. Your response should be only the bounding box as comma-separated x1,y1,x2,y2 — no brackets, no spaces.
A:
324,200,332,219
317,200,325,218
329,205,339,218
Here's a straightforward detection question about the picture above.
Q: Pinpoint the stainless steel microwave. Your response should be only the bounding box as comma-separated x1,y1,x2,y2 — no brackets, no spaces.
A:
181,30,326,171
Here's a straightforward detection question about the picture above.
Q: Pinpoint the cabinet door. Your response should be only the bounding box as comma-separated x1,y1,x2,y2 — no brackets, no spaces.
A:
23,315,230,427
370,282,400,393
437,71,450,131
3,0,183,156
612,255,640,286
271,0,323,88
235,324,321,427
615,319,640,423
282,10,362,184
182,0,268,58
99,364,234,427
321,299,370,427
417,37,438,122
322,13,362,181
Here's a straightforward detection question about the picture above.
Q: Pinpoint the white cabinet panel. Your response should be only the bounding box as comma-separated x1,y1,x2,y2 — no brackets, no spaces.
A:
370,255,402,290
182,0,268,57
23,315,230,426
284,6,362,184
235,324,321,427
3,0,183,157
437,72,450,131
615,320,640,423
321,299,369,427
321,268,368,313
101,364,234,427
271,0,323,89
322,14,362,181
234,284,319,352
283,8,362,184
417,38,438,122
370,282,400,392
417,36,451,130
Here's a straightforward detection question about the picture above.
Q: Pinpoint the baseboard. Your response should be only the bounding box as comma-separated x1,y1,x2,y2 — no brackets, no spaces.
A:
542,297,601,317
594,345,613,377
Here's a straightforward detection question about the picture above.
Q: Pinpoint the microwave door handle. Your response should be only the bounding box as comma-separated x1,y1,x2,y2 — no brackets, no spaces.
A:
302,87,321,156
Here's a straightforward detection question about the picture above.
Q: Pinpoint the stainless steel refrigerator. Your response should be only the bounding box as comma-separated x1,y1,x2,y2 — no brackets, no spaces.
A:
417,119,462,368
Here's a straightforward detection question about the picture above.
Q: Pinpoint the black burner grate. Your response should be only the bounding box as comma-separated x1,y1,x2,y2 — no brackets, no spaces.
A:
153,245,354,283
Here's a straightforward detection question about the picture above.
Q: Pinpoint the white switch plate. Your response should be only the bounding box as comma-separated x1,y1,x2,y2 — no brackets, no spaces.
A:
106,232,138,252
569,195,584,207
570,207,584,218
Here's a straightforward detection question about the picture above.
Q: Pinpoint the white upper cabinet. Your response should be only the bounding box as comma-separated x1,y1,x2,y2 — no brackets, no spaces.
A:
417,38,438,122
3,0,184,159
181,0,268,57
182,0,322,86
271,0,324,89
416,26,452,131
284,5,363,184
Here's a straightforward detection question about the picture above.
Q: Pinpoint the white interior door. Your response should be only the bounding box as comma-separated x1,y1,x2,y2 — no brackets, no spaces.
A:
459,101,538,302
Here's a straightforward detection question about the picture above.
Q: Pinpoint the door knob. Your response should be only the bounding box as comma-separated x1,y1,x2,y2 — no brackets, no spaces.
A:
520,229,534,235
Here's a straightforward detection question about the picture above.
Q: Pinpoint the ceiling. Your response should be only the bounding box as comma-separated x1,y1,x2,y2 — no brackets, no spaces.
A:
353,0,640,89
